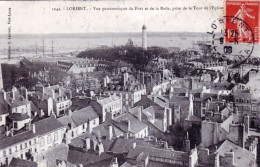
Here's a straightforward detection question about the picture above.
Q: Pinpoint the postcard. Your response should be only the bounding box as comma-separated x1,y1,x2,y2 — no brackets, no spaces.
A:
0,0,259,167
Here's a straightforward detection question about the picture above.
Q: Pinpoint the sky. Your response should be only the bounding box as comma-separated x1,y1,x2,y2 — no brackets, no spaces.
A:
0,0,224,34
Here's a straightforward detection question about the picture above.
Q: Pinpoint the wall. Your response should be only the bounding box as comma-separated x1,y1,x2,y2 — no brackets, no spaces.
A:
133,88,146,104
189,148,198,167
227,124,244,148
134,127,148,138
201,121,227,148
0,137,38,165
89,118,99,132
38,128,65,153
55,100,71,116
13,118,30,131
0,114,8,127
12,104,31,117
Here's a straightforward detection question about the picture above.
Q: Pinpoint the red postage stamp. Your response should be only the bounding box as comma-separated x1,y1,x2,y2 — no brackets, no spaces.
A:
226,1,259,43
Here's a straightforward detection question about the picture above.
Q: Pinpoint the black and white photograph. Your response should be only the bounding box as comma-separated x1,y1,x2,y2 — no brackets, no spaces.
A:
0,0,259,166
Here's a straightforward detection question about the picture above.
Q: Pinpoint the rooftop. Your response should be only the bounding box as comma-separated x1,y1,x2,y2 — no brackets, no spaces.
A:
58,106,99,127
127,145,189,161
97,95,121,106
0,131,37,150
34,117,65,136
217,140,255,167
9,158,37,167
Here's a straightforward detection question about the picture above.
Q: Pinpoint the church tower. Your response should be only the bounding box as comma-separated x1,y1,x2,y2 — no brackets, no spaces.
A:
142,25,147,50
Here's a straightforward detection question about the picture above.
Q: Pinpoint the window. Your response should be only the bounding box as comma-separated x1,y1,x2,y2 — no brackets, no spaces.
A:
24,143,27,148
29,141,32,145
15,146,18,152
54,132,58,142
71,131,74,138
40,137,45,147
21,154,23,159
20,144,22,150
34,139,37,144
47,134,52,144
14,122,18,129
3,150,6,157
9,148,12,155
93,119,96,125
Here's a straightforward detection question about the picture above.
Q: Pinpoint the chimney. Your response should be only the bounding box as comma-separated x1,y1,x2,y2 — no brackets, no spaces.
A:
97,143,104,156
110,157,118,167
138,106,143,121
25,88,28,100
127,120,131,132
31,124,36,133
244,115,250,134
123,72,129,86
225,151,234,166
40,109,44,117
68,109,72,116
132,142,136,149
124,133,129,139
58,88,62,96
12,87,16,99
183,132,190,152
163,141,168,149
108,125,113,140
85,138,90,150
3,91,6,100
214,152,220,167
234,107,239,115
104,77,107,87
52,89,55,98
217,105,220,112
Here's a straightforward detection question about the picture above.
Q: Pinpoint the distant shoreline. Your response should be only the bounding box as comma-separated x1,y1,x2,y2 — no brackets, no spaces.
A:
0,32,213,39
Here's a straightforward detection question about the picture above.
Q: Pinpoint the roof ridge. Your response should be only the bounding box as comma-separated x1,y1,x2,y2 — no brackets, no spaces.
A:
70,114,79,126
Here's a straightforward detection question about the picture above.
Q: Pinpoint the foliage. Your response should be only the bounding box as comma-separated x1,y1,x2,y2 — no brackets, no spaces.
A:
2,61,68,90
77,46,169,71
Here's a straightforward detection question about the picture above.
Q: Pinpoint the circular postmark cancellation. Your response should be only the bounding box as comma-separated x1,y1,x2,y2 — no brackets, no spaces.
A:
207,16,255,67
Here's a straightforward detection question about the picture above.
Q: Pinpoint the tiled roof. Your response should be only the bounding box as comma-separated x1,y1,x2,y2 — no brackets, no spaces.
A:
1,91,30,108
127,145,189,161
58,106,98,127
7,113,30,121
108,138,157,154
9,158,37,167
98,96,121,106
34,85,70,103
220,115,234,133
67,146,113,166
58,115,77,129
0,131,37,149
169,96,189,109
217,140,255,167
34,117,65,136
72,106,99,126
0,102,8,115
113,113,148,134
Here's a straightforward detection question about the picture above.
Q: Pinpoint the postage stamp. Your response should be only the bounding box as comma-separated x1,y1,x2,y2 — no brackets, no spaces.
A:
226,0,259,43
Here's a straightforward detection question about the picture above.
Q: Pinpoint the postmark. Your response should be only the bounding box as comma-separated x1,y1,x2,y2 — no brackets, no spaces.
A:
207,16,255,67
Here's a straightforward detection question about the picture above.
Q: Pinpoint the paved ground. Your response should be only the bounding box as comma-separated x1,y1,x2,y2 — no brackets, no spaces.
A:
38,144,69,167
